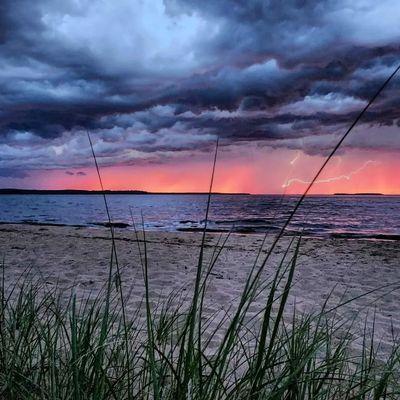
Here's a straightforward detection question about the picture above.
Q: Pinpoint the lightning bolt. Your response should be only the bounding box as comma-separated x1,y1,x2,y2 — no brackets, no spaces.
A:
282,160,380,188
289,151,301,165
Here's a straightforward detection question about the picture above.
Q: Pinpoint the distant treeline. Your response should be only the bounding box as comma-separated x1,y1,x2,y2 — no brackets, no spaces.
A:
0,188,251,195
0,189,148,195
333,192,384,196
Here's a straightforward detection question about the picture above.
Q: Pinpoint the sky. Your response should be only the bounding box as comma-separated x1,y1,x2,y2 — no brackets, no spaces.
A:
0,0,399,194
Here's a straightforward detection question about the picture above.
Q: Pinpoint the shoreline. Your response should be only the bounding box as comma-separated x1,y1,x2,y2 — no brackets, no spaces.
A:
1,220,399,241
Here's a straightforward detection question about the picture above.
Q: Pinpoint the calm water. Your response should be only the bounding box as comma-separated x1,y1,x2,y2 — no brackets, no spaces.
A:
0,194,399,239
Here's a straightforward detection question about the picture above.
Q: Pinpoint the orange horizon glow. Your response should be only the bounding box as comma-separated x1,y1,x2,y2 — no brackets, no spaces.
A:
11,147,400,195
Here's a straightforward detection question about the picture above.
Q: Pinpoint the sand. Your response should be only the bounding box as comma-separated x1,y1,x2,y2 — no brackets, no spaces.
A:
0,223,399,353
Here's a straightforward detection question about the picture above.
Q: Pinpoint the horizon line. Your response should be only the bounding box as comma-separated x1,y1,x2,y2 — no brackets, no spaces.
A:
0,188,399,196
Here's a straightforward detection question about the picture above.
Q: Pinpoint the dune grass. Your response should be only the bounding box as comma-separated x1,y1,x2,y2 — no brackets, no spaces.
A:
1,65,399,399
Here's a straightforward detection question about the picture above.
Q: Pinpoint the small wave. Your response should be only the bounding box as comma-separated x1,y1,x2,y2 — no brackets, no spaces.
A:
213,218,268,225
330,232,400,241
176,227,227,233
176,225,282,234
91,221,130,228
0,220,85,228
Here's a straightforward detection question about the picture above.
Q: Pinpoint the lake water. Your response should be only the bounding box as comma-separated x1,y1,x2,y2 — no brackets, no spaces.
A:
0,194,399,239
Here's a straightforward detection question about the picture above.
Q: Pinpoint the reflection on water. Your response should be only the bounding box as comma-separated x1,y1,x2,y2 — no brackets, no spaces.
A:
0,194,399,239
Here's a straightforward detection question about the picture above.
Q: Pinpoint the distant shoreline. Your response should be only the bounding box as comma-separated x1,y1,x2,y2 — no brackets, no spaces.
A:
0,189,397,196
0,189,250,195
333,192,384,196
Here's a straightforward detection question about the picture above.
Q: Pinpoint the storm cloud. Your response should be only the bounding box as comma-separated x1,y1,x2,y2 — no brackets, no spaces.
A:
0,0,399,171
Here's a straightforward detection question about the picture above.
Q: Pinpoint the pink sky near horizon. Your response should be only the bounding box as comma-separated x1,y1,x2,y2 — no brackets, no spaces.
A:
16,147,400,195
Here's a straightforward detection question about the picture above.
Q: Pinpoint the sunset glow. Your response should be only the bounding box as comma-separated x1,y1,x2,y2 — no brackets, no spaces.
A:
12,148,400,195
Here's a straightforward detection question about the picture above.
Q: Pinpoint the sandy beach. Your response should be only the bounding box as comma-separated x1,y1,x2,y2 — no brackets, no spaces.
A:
0,223,399,354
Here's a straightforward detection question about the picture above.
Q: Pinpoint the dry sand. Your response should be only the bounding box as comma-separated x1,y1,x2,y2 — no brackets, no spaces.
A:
0,223,399,353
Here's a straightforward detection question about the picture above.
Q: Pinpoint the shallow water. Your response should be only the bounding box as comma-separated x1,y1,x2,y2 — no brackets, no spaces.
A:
0,194,399,239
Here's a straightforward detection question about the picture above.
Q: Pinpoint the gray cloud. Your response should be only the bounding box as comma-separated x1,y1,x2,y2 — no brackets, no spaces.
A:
65,171,87,176
0,168,29,178
0,0,399,171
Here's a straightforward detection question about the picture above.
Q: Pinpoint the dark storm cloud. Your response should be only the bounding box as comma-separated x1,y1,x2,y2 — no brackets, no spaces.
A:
0,0,399,171
0,168,29,178
65,171,87,176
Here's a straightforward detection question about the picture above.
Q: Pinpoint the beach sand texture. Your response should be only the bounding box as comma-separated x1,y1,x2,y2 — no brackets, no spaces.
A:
1,223,399,354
